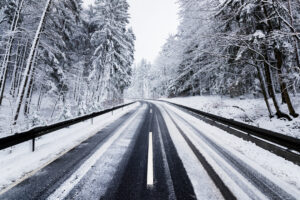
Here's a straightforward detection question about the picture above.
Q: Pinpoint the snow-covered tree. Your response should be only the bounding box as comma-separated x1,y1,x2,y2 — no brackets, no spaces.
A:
90,0,134,104
152,0,300,120
126,59,151,99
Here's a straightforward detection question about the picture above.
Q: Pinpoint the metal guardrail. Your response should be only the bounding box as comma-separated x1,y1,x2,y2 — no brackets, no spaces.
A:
162,101,300,153
0,102,136,151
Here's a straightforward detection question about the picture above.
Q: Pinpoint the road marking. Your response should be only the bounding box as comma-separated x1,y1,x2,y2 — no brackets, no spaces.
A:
150,109,152,113
147,132,154,186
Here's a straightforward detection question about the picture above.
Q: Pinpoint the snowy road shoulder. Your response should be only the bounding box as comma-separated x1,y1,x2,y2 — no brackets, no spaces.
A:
155,103,224,200
162,96,300,139
48,103,148,200
0,103,140,193
158,101,300,195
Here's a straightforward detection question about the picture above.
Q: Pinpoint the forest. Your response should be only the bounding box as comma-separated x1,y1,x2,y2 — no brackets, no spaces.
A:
0,0,134,135
130,0,300,122
1,0,300,136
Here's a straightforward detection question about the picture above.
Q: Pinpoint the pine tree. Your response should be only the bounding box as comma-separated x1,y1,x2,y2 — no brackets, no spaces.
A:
0,0,135,132
13,0,53,124
91,0,134,104
0,0,25,105
152,0,299,120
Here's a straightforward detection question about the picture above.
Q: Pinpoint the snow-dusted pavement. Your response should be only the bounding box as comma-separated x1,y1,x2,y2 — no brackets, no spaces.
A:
1,101,299,200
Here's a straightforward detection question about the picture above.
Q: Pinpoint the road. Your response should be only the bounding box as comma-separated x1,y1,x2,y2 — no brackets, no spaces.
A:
0,101,299,200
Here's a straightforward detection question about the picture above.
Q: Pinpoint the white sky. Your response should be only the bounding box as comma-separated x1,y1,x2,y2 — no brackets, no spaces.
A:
82,0,179,63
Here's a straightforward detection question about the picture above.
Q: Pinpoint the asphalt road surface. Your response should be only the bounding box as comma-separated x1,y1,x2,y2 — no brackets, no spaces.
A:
0,101,298,200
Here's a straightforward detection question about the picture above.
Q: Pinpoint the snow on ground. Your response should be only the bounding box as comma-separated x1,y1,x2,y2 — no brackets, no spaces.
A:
162,95,300,138
0,102,139,192
160,102,300,195
155,104,224,200
0,91,133,138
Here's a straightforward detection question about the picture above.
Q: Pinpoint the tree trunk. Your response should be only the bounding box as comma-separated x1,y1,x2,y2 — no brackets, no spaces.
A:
36,85,43,111
263,57,291,120
0,0,25,105
0,57,10,105
287,0,300,70
292,82,297,97
257,65,273,117
9,41,21,97
50,95,60,119
274,49,299,118
77,71,84,104
15,39,29,97
12,39,28,97
277,66,286,104
13,0,52,124
24,75,34,115
260,2,291,119
0,39,14,104
24,67,35,115
24,45,38,115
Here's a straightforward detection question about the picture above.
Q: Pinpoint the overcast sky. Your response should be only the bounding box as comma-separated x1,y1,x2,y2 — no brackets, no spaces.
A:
83,0,179,63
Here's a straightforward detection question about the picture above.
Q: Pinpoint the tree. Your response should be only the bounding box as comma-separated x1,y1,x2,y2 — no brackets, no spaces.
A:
90,0,134,104
13,0,52,124
152,0,299,120
0,0,135,133
0,0,25,105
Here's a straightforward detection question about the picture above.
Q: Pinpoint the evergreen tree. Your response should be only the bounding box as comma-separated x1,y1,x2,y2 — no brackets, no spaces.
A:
91,0,134,103
152,0,299,120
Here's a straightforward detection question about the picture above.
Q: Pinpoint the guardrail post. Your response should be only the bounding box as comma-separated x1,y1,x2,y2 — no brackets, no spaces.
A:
91,118,93,125
0,102,135,152
32,137,35,152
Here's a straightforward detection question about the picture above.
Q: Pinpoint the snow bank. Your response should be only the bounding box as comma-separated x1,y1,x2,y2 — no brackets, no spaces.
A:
0,102,139,192
162,95,300,138
160,102,300,194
